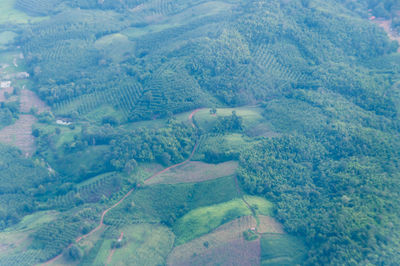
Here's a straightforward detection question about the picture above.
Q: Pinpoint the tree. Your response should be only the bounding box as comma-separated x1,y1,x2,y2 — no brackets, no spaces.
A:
68,245,83,261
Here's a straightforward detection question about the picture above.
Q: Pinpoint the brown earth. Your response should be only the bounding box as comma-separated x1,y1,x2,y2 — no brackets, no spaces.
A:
20,89,50,113
0,86,49,155
257,215,285,234
167,216,260,266
145,161,238,185
0,114,37,156
373,19,400,52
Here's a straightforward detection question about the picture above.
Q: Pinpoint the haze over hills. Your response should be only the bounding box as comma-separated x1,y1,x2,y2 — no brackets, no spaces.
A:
0,0,399,265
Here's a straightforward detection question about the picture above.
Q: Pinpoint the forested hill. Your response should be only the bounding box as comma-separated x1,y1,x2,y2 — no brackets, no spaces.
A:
0,0,399,265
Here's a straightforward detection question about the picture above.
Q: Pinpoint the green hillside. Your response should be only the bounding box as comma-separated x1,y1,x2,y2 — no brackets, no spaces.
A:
0,0,399,265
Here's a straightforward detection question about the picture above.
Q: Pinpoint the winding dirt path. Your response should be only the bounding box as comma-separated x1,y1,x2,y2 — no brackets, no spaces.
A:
42,108,202,265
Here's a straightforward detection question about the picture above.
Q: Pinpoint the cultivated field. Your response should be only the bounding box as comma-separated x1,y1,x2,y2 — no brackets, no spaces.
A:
0,114,37,155
0,0,47,24
106,224,175,266
145,161,238,185
168,215,260,266
257,216,284,234
260,233,306,265
173,196,272,245
20,89,50,113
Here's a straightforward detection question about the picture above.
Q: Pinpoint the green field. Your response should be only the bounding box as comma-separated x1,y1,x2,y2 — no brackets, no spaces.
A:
260,233,306,265
194,107,266,132
108,224,174,266
173,196,272,245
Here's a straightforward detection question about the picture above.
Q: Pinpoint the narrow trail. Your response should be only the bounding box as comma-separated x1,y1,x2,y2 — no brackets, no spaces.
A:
42,108,202,265
105,232,124,265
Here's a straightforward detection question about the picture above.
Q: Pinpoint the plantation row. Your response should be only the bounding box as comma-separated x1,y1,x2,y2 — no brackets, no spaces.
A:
46,173,122,208
251,44,303,82
54,82,143,118
15,0,61,16
0,249,44,266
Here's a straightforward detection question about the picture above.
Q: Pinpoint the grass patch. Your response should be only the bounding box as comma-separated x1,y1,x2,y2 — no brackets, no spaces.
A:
244,195,273,216
94,33,134,63
193,133,251,161
83,105,126,125
108,224,174,266
260,233,306,266
194,106,265,132
5,211,58,232
173,195,272,245
91,239,113,265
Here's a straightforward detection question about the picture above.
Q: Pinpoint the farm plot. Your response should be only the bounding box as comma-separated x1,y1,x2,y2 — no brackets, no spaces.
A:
168,216,260,266
257,216,284,234
0,0,47,24
105,224,175,266
194,106,266,132
145,161,238,185
260,233,306,265
20,89,49,113
0,114,36,155
173,196,272,245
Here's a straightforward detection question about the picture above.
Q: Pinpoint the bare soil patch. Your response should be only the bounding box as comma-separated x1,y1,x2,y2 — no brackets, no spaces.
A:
145,161,238,185
0,114,36,156
257,216,284,234
20,89,49,113
167,216,260,266
373,19,400,52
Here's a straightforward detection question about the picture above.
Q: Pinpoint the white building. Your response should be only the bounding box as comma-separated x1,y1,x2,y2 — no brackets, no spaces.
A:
0,81,11,88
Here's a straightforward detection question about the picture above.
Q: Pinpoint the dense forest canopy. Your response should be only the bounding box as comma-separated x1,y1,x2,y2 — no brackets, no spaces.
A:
0,0,399,265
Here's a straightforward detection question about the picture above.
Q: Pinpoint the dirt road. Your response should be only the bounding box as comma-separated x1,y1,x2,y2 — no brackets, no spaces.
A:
42,108,202,265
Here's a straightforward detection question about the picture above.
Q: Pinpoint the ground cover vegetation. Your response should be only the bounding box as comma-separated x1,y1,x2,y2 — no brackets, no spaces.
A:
0,0,399,265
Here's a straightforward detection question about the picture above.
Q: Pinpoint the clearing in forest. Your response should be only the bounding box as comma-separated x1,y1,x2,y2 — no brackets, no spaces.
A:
373,19,400,52
145,161,238,185
0,88,50,155
104,224,174,266
257,215,284,234
20,89,49,113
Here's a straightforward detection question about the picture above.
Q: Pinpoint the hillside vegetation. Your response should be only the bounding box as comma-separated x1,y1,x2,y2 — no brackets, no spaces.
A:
0,0,399,265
